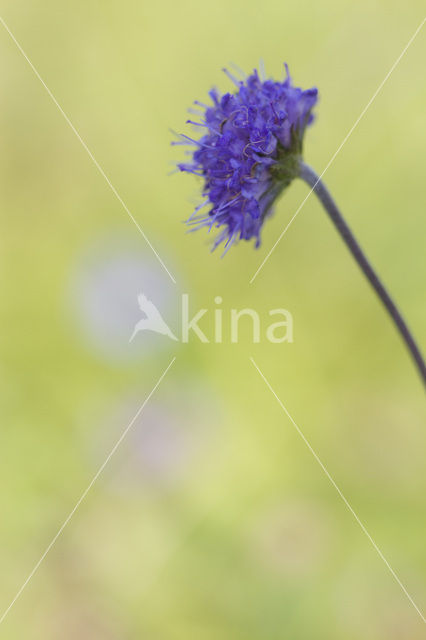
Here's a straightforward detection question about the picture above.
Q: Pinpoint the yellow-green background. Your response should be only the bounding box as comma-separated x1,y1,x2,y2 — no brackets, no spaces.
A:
0,1,425,638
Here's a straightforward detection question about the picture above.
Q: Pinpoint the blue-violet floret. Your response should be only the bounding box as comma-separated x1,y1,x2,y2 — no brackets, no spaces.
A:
175,64,318,252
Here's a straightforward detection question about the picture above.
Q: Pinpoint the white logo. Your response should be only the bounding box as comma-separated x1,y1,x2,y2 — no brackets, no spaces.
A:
130,293,293,344
129,293,178,342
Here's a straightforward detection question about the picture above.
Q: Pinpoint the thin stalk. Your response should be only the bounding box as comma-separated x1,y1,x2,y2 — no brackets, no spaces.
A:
298,160,426,388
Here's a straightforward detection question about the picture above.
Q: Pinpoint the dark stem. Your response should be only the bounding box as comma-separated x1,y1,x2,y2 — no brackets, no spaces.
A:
298,160,426,388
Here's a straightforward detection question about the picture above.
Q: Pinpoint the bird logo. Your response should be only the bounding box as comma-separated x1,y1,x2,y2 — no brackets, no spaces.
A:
129,293,178,343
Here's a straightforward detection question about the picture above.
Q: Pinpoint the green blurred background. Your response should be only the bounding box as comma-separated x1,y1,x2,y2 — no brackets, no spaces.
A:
0,1,425,638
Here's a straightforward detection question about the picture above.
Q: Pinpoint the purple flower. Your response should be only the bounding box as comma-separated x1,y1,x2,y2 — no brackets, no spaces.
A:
174,64,318,252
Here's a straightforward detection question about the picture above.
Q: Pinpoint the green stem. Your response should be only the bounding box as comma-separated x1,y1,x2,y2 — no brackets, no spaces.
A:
298,160,426,388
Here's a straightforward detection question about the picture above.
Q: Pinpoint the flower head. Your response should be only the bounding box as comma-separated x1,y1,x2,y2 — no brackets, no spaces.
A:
174,64,318,252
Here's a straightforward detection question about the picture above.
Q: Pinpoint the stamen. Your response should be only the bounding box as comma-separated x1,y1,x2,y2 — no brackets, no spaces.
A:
186,119,207,127
187,198,209,222
229,62,247,79
222,68,242,88
259,58,266,81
